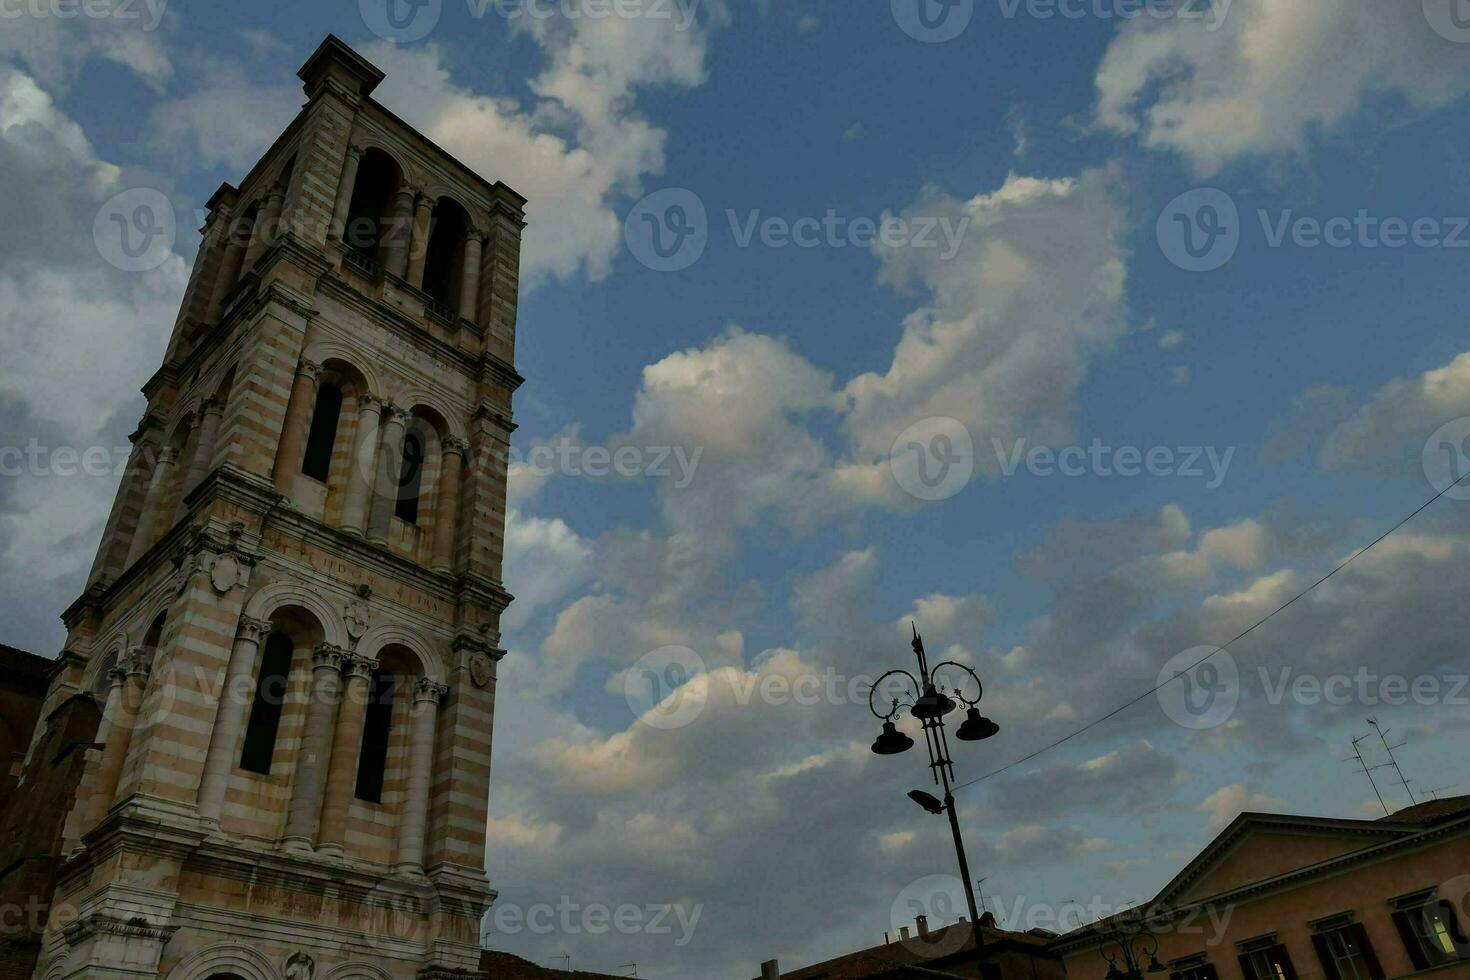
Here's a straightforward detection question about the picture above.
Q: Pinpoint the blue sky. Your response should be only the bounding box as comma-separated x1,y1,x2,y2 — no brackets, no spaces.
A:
5,0,1470,976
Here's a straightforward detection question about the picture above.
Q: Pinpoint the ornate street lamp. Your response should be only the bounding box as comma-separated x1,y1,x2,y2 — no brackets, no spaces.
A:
1100,926,1168,980
868,625,999,966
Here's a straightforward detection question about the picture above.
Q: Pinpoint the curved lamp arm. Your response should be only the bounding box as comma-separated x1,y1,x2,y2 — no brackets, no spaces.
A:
930,660,984,707
867,669,920,720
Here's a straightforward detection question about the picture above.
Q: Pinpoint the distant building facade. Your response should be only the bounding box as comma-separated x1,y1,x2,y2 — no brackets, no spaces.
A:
6,33,525,980
1053,800,1470,980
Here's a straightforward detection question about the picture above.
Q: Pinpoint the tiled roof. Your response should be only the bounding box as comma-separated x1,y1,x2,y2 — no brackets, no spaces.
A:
770,921,1049,980
1378,795,1470,825
478,949,631,980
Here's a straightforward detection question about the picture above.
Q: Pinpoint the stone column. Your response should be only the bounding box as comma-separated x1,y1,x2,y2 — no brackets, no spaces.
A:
271,359,321,498
196,615,272,824
282,643,344,850
242,184,286,272
406,192,435,288
366,405,409,544
123,447,178,568
182,397,223,493
331,144,363,243
340,393,383,535
393,678,447,876
430,439,466,572
204,216,248,322
316,655,373,857
458,230,483,322
381,186,418,279
85,649,151,830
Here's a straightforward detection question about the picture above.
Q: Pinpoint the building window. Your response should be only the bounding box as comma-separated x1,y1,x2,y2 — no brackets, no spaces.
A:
1170,960,1220,980
1393,897,1466,969
1311,920,1384,980
394,427,425,524
1238,944,1296,980
301,381,343,482
239,633,293,774
354,668,395,803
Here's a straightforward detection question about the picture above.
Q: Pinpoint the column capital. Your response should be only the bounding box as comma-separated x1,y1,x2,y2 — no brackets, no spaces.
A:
413,677,449,704
237,615,273,642
157,446,181,465
443,436,470,459
344,143,364,161
342,654,376,681
200,395,225,418
466,225,488,244
121,645,154,678
386,404,412,425
312,642,347,671
358,391,385,412
297,358,322,383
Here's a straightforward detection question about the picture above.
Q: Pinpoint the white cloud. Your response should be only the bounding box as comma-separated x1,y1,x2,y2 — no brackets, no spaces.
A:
1095,0,1470,175
1321,351,1470,469
1200,783,1286,829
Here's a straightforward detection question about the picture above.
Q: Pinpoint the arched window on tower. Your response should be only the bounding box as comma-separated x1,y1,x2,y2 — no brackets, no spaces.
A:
300,381,343,482
422,197,467,314
342,148,402,265
354,667,395,803
240,632,293,774
394,426,427,524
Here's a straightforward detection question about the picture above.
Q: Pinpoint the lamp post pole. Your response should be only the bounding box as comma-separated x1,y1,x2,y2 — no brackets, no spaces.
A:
868,625,1001,975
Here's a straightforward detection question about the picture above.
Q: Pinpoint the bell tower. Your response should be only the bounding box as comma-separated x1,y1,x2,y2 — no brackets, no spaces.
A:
22,35,524,980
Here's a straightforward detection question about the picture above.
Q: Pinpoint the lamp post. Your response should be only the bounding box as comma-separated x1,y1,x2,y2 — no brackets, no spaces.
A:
1099,927,1167,980
868,625,1000,972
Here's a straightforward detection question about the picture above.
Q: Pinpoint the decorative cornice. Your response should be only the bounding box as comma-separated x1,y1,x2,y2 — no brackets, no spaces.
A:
63,913,180,946
475,353,525,394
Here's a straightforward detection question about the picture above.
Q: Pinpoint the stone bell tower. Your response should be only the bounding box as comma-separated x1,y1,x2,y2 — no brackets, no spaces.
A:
19,35,524,980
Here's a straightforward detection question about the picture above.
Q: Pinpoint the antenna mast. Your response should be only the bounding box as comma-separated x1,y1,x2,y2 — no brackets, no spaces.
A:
1366,717,1416,806
1347,735,1391,817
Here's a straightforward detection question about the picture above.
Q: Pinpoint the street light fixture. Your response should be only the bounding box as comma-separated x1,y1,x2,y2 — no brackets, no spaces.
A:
1100,926,1168,980
867,624,999,969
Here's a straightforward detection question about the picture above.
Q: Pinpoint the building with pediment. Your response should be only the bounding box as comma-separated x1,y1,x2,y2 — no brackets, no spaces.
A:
1052,798,1470,980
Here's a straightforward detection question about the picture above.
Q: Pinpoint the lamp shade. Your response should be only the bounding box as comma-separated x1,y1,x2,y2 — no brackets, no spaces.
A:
955,707,999,741
910,684,956,720
871,721,914,756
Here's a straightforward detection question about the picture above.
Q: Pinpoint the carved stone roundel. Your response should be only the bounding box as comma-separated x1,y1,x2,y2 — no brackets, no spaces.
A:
209,554,240,594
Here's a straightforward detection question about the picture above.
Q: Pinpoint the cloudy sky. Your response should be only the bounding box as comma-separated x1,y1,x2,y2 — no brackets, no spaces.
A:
5,0,1470,975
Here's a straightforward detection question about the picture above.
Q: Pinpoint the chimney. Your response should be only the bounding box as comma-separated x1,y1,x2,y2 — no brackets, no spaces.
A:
900,926,911,941
761,959,781,980
917,915,930,937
